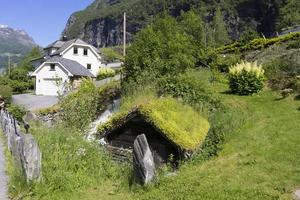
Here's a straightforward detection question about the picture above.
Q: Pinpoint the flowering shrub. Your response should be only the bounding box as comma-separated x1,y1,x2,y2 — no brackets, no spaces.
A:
96,68,116,80
228,61,265,95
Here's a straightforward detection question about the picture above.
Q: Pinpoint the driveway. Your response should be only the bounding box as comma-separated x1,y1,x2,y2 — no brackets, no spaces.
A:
12,94,58,111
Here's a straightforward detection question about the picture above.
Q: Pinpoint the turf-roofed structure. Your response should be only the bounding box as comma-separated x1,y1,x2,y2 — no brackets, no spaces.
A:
97,98,210,165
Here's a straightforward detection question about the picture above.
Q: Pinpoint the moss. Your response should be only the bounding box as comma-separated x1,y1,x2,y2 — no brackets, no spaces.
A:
98,97,210,151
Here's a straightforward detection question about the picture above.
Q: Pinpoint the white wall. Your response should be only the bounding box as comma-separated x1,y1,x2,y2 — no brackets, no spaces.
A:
35,63,70,96
62,45,102,76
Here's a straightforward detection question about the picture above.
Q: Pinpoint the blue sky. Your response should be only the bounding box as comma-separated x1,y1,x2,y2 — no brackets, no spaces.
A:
0,0,94,47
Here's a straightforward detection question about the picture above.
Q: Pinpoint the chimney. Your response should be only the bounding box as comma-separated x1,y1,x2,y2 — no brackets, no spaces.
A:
62,36,68,41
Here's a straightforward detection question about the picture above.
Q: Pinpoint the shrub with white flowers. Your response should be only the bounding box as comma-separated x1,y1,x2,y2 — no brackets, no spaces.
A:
228,61,265,95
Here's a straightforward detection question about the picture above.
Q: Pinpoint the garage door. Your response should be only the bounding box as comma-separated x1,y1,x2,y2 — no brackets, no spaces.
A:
36,78,62,96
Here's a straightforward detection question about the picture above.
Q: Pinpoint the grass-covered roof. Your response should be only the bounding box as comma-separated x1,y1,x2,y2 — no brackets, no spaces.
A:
97,97,210,151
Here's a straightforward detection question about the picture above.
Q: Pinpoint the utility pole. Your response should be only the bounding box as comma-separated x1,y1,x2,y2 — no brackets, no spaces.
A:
8,54,11,76
123,12,126,58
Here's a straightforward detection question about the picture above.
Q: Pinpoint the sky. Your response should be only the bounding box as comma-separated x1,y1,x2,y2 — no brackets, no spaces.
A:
0,0,94,47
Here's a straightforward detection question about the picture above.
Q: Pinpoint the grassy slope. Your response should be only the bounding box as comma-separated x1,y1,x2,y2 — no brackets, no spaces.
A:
7,71,300,199
75,86,300,199
132,91,300,200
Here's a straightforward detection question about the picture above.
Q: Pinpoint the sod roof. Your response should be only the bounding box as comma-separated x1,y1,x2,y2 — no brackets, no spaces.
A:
97,97,210,151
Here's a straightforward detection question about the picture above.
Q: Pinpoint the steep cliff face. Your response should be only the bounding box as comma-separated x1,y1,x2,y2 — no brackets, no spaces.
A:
62,0,296,47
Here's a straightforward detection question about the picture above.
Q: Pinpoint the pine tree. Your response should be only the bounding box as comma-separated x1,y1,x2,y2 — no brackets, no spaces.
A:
212,7,230,47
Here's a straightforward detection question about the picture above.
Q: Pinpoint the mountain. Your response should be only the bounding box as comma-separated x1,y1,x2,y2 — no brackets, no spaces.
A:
62,0,300,48
0,25,36,70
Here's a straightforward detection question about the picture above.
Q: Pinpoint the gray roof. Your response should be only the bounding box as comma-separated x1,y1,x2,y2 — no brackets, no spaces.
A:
45,40,65,49
45,57,95,77
50,38,100,56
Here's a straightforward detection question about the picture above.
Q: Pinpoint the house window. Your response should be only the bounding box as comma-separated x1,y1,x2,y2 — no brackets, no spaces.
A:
50,64,55,71
73,47,78,55
83,48,88,56
87,64,91,70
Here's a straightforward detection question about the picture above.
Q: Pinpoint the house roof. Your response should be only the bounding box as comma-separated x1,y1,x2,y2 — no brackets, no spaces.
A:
44,40,66,49
97,97,210,151
49,38,100,56
46,57,95,77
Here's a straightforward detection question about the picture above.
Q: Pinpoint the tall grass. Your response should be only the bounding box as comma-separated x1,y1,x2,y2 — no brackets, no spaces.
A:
8,123,130,200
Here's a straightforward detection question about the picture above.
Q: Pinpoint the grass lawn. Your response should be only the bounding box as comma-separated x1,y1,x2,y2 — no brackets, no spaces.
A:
7,75,300,200
126,90,300,200
74,89,300,199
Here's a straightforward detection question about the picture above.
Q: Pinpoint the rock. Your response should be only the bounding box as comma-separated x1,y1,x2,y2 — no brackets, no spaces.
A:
133,134,155,185
22,134,42,182
23,112,37,122
295,189,300,200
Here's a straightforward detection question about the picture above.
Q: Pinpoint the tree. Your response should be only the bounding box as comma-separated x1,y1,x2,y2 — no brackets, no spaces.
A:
212,7,230,47
124,14,196,84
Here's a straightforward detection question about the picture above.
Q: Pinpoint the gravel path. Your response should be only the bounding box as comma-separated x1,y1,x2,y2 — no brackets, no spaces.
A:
12,94,58,111
0,139,9,200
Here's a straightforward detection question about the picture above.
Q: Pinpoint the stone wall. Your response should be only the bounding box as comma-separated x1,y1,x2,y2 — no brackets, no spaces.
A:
0,109,42,182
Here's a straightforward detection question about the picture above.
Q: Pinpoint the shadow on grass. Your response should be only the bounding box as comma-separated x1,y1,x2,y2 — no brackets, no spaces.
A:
220,90,233,95
294,95,300,101
274,96,286,101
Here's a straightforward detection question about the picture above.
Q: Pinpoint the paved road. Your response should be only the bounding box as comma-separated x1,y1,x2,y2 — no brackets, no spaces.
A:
0,139,9,200
12,94,58,111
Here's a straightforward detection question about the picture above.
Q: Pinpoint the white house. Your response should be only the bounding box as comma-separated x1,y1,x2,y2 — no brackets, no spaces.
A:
31,39,103,96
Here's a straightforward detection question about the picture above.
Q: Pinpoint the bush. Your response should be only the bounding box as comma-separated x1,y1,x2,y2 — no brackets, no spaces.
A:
228,61,265,95
213,54,241,73
0,85,13,104
96,68,116,80
217,32,300,54
263,56,300,91
60,79,97,130
96,81,121,114
7,104,26,122
159,69,223,113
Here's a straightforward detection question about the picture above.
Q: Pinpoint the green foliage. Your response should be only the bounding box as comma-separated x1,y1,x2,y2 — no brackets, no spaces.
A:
7,104,26,122
98,97,210,151
212,54,241,73
8,124,128,200
37,105,60,116
159,69,223,113
60,79,97,130
278,0,300,29
101,47,123,62
217,32,300,54
124,15,196,83
0,84,12,104
228,61,266,95
263,56,300,90
0,47,42,94
96,68,116,80
238,27,260,43
96,81,121,114
212,7,231,46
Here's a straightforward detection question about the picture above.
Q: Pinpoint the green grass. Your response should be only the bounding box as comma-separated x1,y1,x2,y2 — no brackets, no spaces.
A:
127,90,300,199
6,71,300,199
82,86,300,199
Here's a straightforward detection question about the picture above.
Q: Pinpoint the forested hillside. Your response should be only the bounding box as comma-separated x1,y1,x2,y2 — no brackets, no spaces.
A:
62,0,300,47
0,25,36,71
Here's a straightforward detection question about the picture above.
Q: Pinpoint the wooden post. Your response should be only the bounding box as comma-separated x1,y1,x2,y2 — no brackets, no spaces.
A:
123,12,126,58
8,54,11,76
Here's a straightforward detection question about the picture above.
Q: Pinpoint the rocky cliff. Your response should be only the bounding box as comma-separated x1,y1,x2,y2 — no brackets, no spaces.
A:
62,0,300,47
